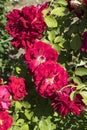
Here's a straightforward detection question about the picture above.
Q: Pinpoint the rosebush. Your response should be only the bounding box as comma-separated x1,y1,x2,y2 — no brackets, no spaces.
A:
0,0,87,129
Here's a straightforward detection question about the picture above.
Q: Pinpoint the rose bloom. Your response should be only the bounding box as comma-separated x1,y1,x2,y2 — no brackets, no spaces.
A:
0,85,11,111
83,0,87,5
51,91,73,117
66,0,84,17
66,0,82,10
8,76,28,100
24,41,58,73
81,31,87,52
0,111,13,130
51,87,85,117
5,2,48,49
33,62,68,98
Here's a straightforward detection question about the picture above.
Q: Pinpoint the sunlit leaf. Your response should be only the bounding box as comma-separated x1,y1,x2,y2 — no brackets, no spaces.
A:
45,16,57,28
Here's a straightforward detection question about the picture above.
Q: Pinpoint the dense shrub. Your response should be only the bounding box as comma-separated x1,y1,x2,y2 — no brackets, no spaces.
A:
0,0,87,129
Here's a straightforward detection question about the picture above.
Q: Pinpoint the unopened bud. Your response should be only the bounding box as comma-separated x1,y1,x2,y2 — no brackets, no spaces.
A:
70,0,82,8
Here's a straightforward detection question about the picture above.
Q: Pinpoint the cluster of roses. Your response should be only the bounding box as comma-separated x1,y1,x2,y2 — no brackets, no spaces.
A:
0,76,28,130
66,0,87,18
5,1,86,120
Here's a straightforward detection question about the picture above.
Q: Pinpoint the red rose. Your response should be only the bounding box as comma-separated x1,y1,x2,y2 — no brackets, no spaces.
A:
0,85,11,111
51,91,71,117
51,87,85,117
24,41,58,73
0,111,13,130
83,0,87,5
5,3,48,49
8,76,28,100
34,62,68,98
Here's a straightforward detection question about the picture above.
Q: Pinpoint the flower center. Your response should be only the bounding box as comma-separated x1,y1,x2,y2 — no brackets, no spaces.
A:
46,77,54,85
0,120,3,125
37,55,46,64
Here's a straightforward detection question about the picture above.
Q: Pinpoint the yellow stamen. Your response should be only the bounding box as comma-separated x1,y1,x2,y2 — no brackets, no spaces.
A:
46,77,54,84
0,120,3,125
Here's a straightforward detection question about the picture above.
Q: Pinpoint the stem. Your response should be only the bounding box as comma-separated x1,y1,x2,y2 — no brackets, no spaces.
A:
0,37,12,44
60,84,75,91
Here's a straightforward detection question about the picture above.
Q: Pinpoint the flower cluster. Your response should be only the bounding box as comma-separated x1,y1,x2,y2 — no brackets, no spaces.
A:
0,76,28,130
5,2,86,119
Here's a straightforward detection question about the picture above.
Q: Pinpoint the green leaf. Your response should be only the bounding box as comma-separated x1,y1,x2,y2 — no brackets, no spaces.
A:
42,38,50,44
43,8,50,16
52,44,61,53
16,67,21,74
76,60,86,67
80,91,87,99
32,116,38,123
13,113,19,120
39,117,56,130
75,67,87,76
39,119,47,130
54,36,63,43
51,7,66,16
19,124,29,130
70,35,82,50
82,98,87,105
47,30,55,42
15,101,22,110
16,119,25,126
9,127,12,130
73,76,82,85
80,91,87,105
58,0,67,6
73,76,85,90
77,84,86,90
59,39,65,48
70,91,75,100
34,126,38,130
24,110,33,120
44,16,57,28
